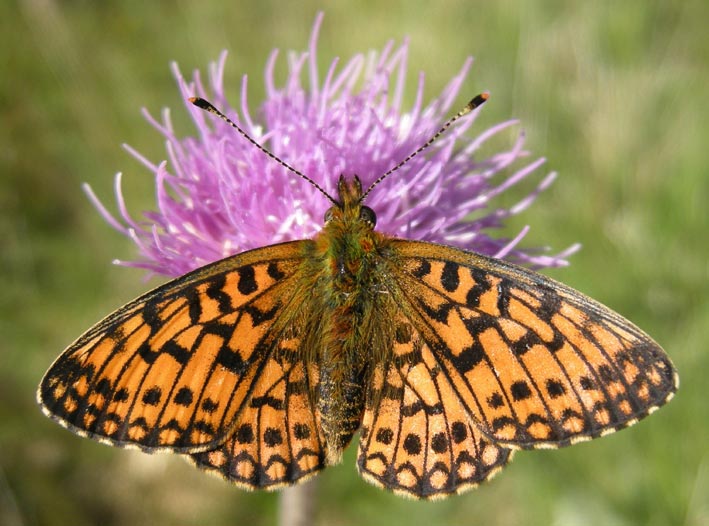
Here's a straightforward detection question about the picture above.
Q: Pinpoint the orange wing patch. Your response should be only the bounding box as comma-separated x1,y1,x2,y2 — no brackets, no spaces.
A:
190,355,326,489
358,315,511,499
390,240,678,449
38,242,308,452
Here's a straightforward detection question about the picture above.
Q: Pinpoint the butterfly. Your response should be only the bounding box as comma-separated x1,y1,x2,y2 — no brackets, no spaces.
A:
38,93,678,500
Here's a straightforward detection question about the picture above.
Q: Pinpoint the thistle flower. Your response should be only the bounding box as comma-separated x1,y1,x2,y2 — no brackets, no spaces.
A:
86,14,578,278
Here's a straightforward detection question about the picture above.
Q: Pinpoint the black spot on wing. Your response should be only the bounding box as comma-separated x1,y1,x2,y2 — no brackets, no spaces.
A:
546,379,566,398
263,427,283,446
237,265,258,295
162,340,191,365
487,392,505,409
138,343,159,365
186,288,202,325
418,300,453,324
244,304,280,326
510,381,532,401
215,347,247,374
403,433,422,455
465,268,492,308
95,378,112,396
440,261,460,292
202,321,233,340
580,376,595,390
450,422,467,443
174,387,194,406
142,387,162,406
250,395,284,410
376,428,394,445
206,274,232,313
267,262,286,281
201,398,219,413
293,423,311,439
431,432,448,453
412,259,431,279
235,424,255,444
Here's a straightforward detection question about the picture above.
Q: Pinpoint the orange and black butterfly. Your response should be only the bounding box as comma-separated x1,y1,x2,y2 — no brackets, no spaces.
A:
38,94,678,499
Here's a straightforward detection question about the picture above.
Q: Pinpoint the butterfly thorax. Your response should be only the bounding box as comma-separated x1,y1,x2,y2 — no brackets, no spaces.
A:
308,176,391,464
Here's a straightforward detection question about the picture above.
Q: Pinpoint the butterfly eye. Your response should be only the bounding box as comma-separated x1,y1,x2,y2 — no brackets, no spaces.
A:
324,208,335,223
359,206,377,227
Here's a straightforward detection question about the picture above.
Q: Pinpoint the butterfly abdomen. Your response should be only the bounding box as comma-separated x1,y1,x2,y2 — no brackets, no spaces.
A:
317,361,367,464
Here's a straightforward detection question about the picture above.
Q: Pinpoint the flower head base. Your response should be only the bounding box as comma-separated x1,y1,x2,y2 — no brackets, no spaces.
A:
87,14,578,277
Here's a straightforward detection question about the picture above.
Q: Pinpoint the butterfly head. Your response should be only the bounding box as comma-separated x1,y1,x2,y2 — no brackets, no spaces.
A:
323,175,377,229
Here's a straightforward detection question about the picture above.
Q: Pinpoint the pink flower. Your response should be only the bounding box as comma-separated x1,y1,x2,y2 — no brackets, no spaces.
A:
86,14,578,277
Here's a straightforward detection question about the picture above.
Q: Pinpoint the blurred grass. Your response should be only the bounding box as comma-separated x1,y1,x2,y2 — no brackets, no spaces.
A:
1,1,707,525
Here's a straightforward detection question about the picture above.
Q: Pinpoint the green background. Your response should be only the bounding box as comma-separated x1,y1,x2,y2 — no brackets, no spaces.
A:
2,1,706,525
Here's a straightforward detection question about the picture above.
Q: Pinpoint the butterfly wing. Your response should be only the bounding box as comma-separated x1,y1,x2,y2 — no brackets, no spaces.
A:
387,240,678,449
189,355,327,489
357,312,511,499
38,241,312,453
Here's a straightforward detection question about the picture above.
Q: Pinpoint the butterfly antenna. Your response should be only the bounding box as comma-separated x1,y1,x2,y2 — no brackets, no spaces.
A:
189,97,338,205
360,92,490,201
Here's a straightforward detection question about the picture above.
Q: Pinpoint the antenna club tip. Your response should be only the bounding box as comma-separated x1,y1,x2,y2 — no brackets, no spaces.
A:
462,92,490,115
468,91,490,111
189,97,212,110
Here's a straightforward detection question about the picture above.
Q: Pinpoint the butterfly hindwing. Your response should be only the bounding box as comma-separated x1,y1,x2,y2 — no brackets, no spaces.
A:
389,240,678,449
358,313,511,499
190,353,327,489
38,241,309,452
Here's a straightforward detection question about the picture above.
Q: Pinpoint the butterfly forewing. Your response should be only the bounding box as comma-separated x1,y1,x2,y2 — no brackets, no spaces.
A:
358,313,511,499
38,242,310,452
389,240,678,449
